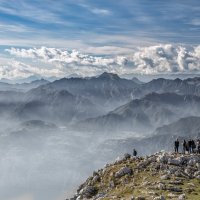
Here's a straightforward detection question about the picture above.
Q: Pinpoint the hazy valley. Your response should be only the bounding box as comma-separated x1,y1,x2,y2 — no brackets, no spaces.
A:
0,73,200,199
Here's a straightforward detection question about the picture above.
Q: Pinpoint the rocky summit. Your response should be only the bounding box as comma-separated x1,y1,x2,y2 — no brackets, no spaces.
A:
67,152,200,200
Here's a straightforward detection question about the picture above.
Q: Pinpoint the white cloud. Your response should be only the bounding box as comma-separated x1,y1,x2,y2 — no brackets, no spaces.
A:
0,60,63,79
0,23,33,33
91,8,111,15
4,44,200,79
0,0,65,25
130,44,200,74
190,19,200,26
78,3,111,16
6,47,117,67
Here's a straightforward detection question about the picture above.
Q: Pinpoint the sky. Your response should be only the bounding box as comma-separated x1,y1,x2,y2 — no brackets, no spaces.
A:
0,0,200,79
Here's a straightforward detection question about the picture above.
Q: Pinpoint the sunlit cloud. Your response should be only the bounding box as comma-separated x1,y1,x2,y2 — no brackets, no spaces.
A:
3,44,200,79
0,0,199,79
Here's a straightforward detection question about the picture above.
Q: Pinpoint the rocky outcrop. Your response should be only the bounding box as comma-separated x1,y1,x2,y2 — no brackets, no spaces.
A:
67,152,200,200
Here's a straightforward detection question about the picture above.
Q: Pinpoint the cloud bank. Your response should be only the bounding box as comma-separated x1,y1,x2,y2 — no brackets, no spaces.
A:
3,44,200,79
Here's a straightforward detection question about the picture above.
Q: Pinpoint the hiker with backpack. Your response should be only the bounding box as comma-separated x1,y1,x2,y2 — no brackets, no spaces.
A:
182,140,187,154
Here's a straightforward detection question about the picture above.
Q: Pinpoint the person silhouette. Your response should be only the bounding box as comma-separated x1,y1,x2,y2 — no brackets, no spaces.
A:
183,140,187,154
174,139,179,153
133,149,137,157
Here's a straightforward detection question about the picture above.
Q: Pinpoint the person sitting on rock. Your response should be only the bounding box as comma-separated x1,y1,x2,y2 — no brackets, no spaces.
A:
182,140,187,154
133,149,137,157
174,139,179,153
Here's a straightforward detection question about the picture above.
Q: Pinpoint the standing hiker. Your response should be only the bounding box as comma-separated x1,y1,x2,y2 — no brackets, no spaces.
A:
133,149,137,157
183,140,187,154
188,140,192,154
197,139,200,154
174,139,179,153
191,140,196,153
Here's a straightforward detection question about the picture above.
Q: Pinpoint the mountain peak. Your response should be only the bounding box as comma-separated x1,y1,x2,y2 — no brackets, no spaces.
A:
98,72,120,80
30,78,49,84
132,77,143,84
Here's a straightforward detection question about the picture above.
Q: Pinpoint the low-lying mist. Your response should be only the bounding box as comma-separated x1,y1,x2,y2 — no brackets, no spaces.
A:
0,121,139,200
2,75,200,200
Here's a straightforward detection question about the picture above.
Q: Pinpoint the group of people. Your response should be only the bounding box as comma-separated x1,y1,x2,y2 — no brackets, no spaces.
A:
174,139,200,154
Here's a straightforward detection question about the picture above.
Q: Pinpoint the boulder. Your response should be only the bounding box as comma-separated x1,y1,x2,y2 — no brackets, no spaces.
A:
109,180,115,188
188,159,197,166
194,171,200,177
160,174,170,180
157,183,166,190
157,154,169,164
168,158,181,166
93,175,100,183
115,167,133,178
153,196,165,200
178,194,186,200
169,187,182,192
124,153,131,160
94,192,107,199
196,175,200,179
196,162,200,170
81,186,97,198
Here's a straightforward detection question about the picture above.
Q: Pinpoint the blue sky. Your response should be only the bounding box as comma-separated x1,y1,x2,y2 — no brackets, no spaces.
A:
0,0,200,79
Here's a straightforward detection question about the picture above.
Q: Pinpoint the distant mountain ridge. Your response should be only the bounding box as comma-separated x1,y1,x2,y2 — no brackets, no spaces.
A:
0,79,49,92
154,116,200,136
78,93,200,133
132,76,200,98
131,77,144,84
1,72,200,129
14,86,101,123
34,72,139,110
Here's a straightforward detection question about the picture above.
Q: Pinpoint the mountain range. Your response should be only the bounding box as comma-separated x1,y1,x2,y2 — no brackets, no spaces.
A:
1,72,200,134
77,92,200,134
0,79,49,92
40,72,139,110
132,77,200,98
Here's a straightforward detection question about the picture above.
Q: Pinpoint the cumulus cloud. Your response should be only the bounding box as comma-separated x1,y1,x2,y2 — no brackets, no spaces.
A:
0,60,63,79
131,44,200,74
4,44,200,79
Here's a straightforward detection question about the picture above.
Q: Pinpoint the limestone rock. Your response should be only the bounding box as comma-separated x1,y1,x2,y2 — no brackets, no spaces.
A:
178,194,186,200
81,186,97,198
115,167,133,178
153,196,165,200
168,158,181,166
160,174,170,180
